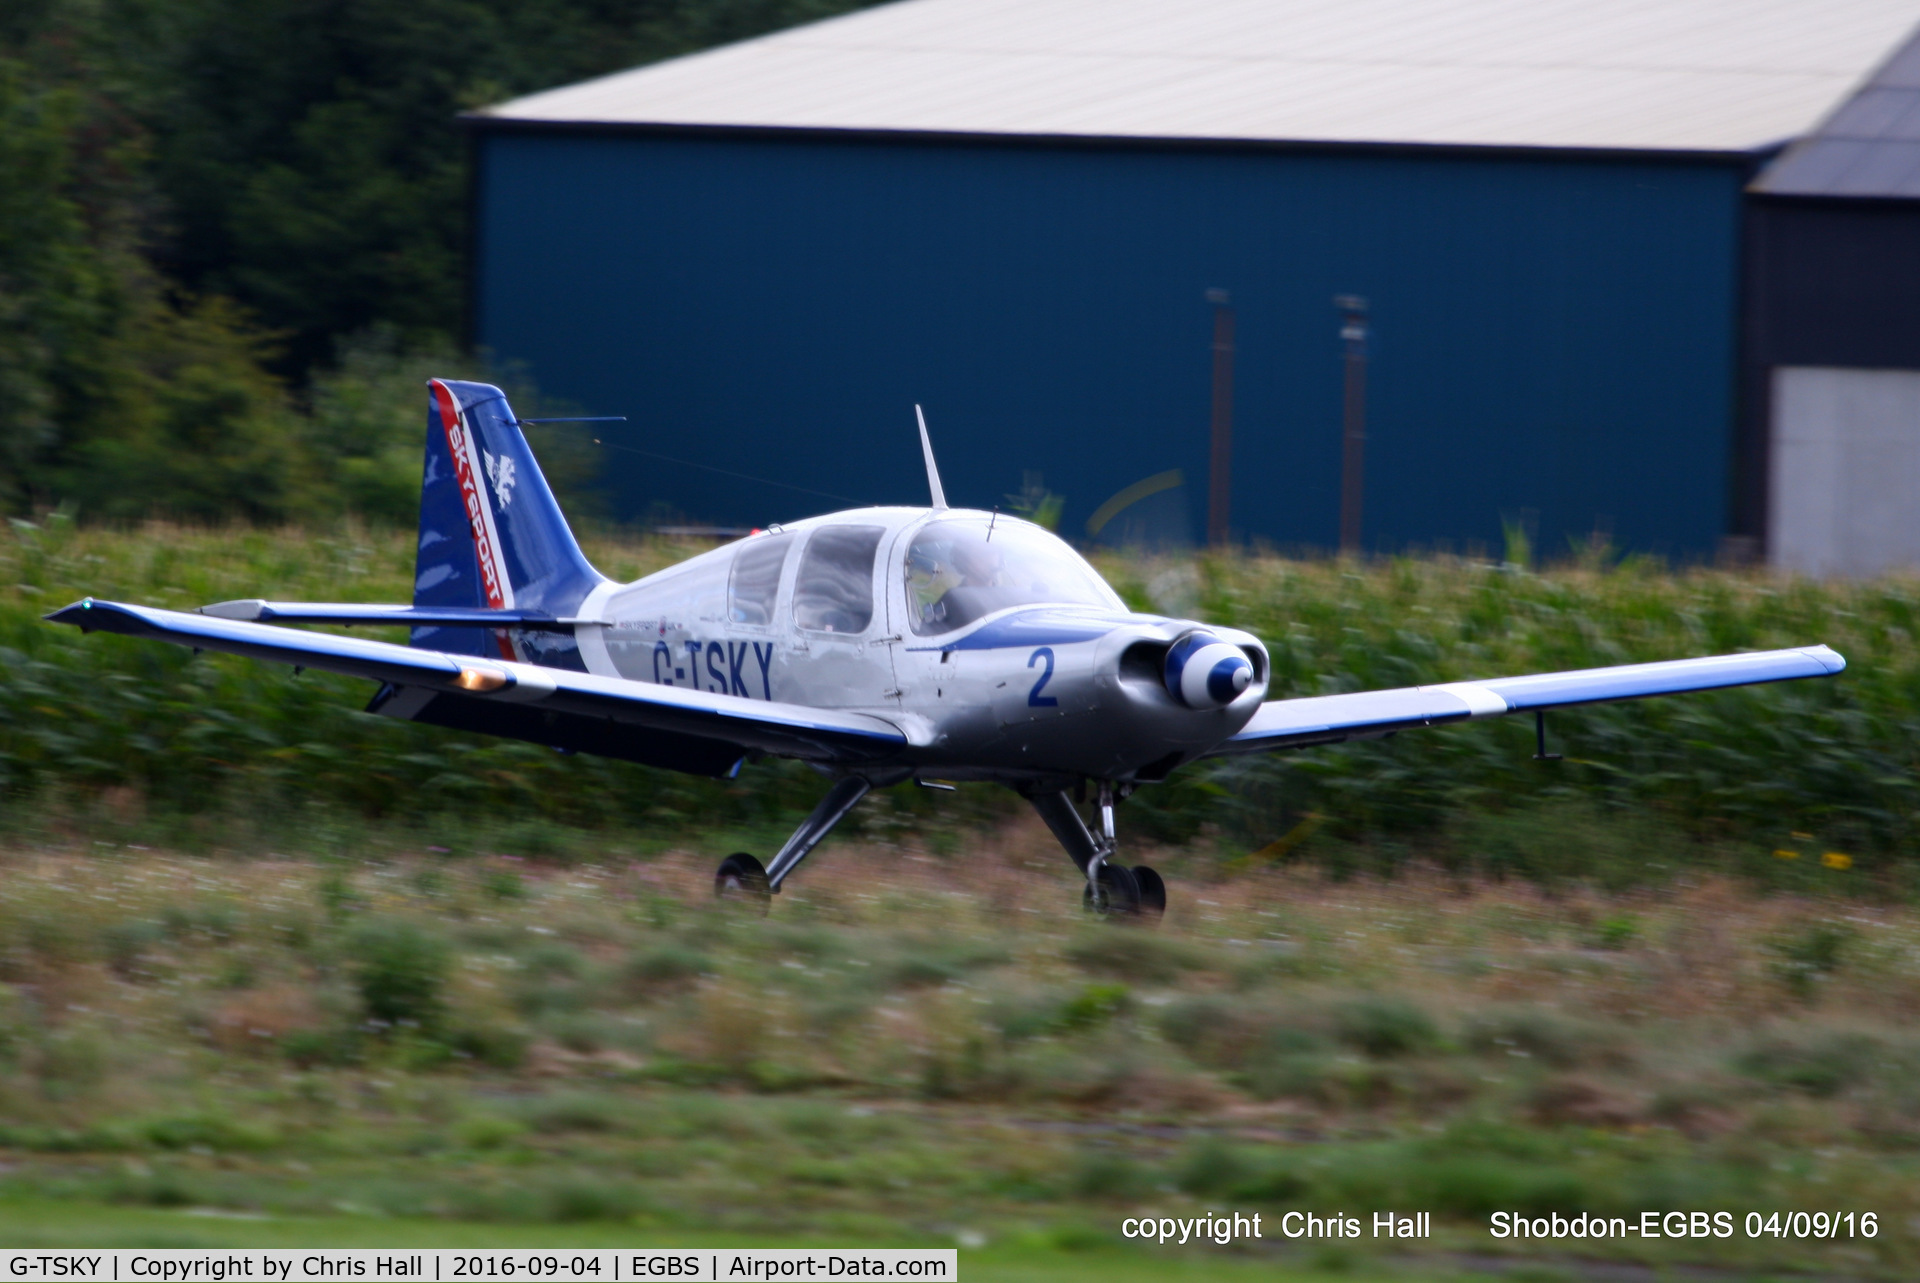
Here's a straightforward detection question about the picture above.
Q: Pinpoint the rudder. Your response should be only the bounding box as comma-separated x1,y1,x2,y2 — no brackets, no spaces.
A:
414,379,606,665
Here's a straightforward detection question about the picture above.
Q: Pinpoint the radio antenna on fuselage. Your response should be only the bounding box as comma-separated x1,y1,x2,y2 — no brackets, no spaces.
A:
915,405,948,511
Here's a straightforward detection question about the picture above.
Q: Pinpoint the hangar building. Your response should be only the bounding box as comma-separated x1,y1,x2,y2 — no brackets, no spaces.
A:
1748,36,1920,576
468,0,1920,568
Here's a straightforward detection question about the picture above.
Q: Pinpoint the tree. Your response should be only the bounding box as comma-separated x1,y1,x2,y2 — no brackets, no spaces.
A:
0,0,888,522
123,0,890,373
0,63,120,510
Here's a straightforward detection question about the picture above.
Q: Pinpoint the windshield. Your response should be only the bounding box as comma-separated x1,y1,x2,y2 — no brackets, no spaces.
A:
905,517,1119,636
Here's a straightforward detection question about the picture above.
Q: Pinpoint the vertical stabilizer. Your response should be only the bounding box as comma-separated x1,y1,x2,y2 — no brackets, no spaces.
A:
414,379,606,665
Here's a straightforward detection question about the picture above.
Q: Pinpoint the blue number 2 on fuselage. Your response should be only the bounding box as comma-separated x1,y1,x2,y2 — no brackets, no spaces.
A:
1027,647,1059,707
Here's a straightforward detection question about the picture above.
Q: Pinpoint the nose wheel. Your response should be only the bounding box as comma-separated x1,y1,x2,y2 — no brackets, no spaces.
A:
1029,783,1165,924
1132,865,1167,919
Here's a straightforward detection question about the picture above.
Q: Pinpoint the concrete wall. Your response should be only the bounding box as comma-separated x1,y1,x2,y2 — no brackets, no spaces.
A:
472,127,1746,557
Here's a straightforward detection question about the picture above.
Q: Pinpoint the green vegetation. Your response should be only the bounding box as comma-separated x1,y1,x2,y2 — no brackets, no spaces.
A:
0,0,882,520
0,846,1914,1277
3,523,1913,874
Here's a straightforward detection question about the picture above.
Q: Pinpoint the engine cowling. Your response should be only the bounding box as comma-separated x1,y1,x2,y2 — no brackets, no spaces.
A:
1163,631,1254,708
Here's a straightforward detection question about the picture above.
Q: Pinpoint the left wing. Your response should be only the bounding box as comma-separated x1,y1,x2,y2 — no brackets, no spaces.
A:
46,599,908,774
1209,645,1845,756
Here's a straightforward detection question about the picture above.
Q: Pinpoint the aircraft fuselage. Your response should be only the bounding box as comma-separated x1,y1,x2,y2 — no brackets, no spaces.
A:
563,507,1268,786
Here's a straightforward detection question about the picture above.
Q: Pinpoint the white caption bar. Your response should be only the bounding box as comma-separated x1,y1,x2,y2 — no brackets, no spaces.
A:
0,1251,957,1283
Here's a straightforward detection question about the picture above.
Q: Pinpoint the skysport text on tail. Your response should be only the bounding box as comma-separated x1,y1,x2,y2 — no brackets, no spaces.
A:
48,380,1847,917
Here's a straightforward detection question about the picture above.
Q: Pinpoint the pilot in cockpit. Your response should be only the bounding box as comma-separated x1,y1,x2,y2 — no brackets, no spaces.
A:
908,532,1017,632
905,517,1115,636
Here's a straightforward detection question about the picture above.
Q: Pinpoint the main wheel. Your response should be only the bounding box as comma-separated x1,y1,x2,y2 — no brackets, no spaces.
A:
714,852,771,914
1132,865,1167,922
1082,861,1141,917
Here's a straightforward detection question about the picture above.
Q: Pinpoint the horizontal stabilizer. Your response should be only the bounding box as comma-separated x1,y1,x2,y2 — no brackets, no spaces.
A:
1212,645,1845,756
201,600,586,630
48,598,906,765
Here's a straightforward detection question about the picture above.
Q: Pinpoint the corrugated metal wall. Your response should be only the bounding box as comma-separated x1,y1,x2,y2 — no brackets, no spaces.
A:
472,129,1745,557
1737,198,1920,563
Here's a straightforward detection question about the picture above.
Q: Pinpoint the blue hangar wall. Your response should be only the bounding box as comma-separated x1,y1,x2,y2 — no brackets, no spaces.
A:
470,126,1746,557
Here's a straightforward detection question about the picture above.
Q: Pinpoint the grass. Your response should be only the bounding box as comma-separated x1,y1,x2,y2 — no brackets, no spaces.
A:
0,836,1915,1278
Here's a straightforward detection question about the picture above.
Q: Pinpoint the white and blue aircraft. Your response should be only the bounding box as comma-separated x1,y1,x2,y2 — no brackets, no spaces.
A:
50,381,1845,917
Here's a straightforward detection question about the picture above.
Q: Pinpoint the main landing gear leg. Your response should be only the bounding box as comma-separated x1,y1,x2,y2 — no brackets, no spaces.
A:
714,775,872,911
1027,786,1162,922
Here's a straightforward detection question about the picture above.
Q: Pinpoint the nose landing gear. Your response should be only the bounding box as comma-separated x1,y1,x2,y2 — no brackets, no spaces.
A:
1029,783,1164,922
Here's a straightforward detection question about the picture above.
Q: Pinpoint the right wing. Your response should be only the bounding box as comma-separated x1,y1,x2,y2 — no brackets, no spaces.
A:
46,599,907,775
1210,645,1845,756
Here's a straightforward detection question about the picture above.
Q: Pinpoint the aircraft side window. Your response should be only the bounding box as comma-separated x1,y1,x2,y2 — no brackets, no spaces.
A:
727,533,793,626
793,525,883,634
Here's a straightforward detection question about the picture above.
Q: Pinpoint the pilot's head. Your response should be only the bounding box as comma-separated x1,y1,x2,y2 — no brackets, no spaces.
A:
952,540,1004,586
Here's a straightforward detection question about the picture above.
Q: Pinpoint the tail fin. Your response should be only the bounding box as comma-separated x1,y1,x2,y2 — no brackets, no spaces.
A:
414,379,606,663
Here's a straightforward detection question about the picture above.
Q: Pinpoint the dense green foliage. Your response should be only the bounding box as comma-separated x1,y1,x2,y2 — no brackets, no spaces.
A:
0,0,880,520
4,524,1914,875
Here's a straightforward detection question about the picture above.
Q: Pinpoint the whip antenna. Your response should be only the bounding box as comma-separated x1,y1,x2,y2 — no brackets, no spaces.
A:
915,405,948,510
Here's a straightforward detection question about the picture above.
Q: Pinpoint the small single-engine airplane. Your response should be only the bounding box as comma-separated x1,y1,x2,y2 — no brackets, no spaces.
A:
50,381,1845,916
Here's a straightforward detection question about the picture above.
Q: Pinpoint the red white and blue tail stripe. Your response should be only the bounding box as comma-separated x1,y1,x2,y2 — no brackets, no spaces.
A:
415,380,605,666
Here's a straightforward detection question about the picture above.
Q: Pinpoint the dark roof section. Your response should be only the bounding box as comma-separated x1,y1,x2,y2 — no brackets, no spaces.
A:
1754,22,1920,197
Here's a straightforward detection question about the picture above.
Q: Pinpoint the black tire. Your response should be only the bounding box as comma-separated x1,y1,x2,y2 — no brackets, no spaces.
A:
714,852,771,913
1132,865,1167,921
1081,861,1141,917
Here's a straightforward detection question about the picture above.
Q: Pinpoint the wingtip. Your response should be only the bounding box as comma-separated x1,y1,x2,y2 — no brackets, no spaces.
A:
1808,644,1847,674
44,597,151,636
43,597,95,625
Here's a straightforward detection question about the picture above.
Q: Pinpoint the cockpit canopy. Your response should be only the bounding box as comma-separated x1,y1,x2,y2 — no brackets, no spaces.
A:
905,516,1121,636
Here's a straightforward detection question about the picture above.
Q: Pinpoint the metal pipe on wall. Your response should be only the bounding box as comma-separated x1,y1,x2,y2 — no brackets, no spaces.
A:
1207,288,1234,548
1336,294,1369,554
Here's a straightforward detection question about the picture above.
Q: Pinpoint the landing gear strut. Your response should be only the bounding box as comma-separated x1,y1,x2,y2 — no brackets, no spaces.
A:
712,775,873,908
1083,862,1141,916
1029,784,1164,922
